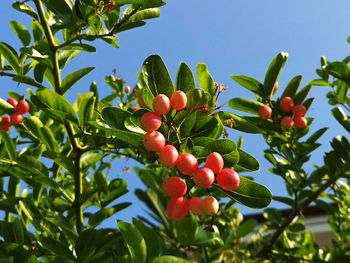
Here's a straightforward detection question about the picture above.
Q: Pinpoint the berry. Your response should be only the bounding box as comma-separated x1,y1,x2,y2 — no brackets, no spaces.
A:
280,97,294,112
170,91,187,111
0,116,11,131
159,145,178,168
133,107,139,111
10,113,23,124
258,105,272,120
273,82,279,92
177,153,198,176
206,152,224,174
189,197,203,216
153,94,171,115
162,177,187,198
193,167,215,188
142,131,165,151
7,98,17,108
281,116,294,129
293,105,307,117
138,96,147,108
217,169,240,191
140,112,162,132
167,197,189,221
293,116,308,129
16,100,30,114
125,86,131,93
203,196,219,215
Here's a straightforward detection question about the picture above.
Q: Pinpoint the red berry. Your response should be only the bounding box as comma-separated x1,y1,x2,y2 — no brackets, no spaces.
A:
162,177,187,198
293,116,308,129
159,145,178,168
280,97,294,112
258,105,272,120
125,86,131,93
177,153,198,176
16,100,30,114
193,167,215,188
7,98,18,108
140,112,162,132
203,196,219,215
153,94,171,115
133,107,139,111
189,197,203,216
281,116,294,129
293,105,307,117
206,152,224,174
138,96,147,108
217,169,240,191
167,197,189,221
0,116,11,131
10,113,23,124
273,82,279,92
142,131,165,151
170,91,187,111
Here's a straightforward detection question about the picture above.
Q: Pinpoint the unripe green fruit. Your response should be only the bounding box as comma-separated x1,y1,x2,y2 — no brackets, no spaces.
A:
159,145,178,168
193,167,215,188
203,196,219,215
11,113,23,124
177,153,198,176
162,176,187,198
142,131,165,151
281,116,294,129
140,112,162,132
280,97,294,112
167,197,189,221
206,152,224,174
189,197,203,216
16,100,30,114
170,91,187,111
153,94,171,115
293,105,306,117
293,116,308,129
217,169,240,191
258,105,272,120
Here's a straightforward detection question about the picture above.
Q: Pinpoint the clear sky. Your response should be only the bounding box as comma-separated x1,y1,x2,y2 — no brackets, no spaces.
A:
1,1,350,224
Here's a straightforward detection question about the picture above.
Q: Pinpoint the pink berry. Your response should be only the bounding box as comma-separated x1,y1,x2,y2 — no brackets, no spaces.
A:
280,97,294,113
0,116,11,131
258,105,272,120
177,153,198,176
281,116,294,129
167,197,189,221
217,169,240,191
193,167,215,188
140,112,162,132
189,197,204,216
142,131,165,151
16,100,30,114
159,145,178,168
153,94,171,115
293,105,307,117
138,96,147,108
293,116,308,129
7,98,18,108
206,152,224,174
162,177,187,198
10,113,23,124
170,91,187,111
202,196,219,215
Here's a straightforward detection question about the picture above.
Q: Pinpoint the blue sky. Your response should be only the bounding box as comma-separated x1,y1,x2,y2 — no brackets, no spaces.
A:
1,1,350,224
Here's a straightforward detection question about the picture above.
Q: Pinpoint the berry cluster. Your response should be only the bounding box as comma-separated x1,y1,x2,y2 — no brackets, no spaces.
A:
0,98,30,131
140,91,241,221
258,96,308,130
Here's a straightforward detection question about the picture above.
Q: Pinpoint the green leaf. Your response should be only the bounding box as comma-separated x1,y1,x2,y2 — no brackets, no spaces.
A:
78,93,96,126
176,62,195,93
236,219,257,238
264,52,288,98
331,107,350,133
23,115,44,138
124,109,148,134
88,203,131,228
129,8,160,22
9,21,31,46
140,0,166,9
0,131,16,161
201,139,239,168
324,61,350,81
293,85,312,105
235,149,260,172
179,138,193,154
306,127,328,144
102,107,131,131
59,43,97,52
232,75,264,97
12,1,39,20
142,55,174,97
218,111,260,133
272,196,294,207
0,42,20,74
282,75,302,98
175,215,198,245
197,63,215,108
214,176,272,209
47,0,73,14
39,236,75,260
151,256,191,263
0,98,16,115
228,98,264,114
117,21,147,33
38,126,59,152
61,67,95,95
117,221,147,263
58,50,80,69
12,75,44,89
309,79,332,87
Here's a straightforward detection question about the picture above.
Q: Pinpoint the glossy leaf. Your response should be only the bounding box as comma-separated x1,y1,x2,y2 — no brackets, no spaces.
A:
0,131,16,161
23,116,44,138
197,63,215,107
117,220,147,263
47,0,73,14
282,75,302,98
12,2,38,20
9,21,31,46
59,43,96,52
309,79,332,87
102,107,131,131
218,111,260,133
128,8,160,22
61,67,95,95
12,75,44,89
38,126,59,152
324,61,350,81
264,52,288,98
228,98,264,114
38,236,75,260
88,203,131,228
201,139,239,167
125,109,148,134
0,98,16,115
175,215,198,245
331,107,350,133
151,256,191,263
232,75,264,97
235,148,260,172
293,84,312,105
236,219,258,238
176,62,195,93
0,42,20,74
